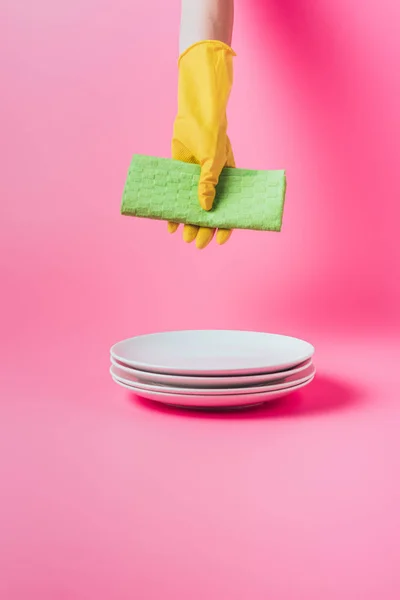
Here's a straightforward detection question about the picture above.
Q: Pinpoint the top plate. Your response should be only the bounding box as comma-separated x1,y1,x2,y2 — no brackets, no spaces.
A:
110,330,314,376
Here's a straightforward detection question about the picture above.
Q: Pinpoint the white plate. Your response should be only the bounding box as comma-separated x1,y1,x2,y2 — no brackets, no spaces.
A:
110,363,316,395
111,373,315,408
110,356,313,388
110,330,314,376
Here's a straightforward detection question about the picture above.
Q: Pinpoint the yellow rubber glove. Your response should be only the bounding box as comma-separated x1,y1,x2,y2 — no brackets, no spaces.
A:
168,40,236,249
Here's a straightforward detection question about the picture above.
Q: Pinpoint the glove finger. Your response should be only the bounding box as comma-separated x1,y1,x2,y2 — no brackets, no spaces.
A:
199,157,225,211
171,139,197,164
216,229,232,245
167,222,179,234
225,137,236,168
183,224,199,243
196,227,215,250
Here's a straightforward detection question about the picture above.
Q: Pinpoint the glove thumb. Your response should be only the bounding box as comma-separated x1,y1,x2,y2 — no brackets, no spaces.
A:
198,157,224,211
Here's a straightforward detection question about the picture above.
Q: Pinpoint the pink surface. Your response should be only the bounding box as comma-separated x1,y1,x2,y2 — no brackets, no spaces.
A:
1,336,400,599
1,0,400,598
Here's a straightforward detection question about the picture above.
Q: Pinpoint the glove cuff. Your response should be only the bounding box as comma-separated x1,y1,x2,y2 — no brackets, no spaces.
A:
178,40,236,66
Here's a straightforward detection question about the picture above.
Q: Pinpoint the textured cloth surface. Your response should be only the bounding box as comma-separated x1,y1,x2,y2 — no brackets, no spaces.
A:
121,155,287,232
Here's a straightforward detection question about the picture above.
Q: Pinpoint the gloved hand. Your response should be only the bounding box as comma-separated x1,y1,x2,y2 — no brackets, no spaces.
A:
168,40,236,249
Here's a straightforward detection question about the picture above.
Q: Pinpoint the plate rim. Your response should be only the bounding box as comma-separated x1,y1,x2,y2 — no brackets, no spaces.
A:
110,330,315,376
110,364,316,396
111,373,315,407
110,355,314,386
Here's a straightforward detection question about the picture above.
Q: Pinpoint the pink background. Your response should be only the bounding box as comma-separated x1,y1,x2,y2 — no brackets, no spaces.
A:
1,0,400,598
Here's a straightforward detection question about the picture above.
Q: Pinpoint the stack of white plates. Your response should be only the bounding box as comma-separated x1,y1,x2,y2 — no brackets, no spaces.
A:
110,330,315,409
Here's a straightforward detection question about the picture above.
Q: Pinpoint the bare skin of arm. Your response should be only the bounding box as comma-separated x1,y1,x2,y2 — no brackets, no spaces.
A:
179,0,234,54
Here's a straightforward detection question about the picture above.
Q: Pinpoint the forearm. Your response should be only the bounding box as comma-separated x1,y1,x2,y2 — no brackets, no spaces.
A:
179,0,234,54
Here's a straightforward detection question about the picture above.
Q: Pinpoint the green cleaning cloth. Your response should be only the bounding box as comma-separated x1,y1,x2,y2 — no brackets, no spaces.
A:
121,154,287,232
